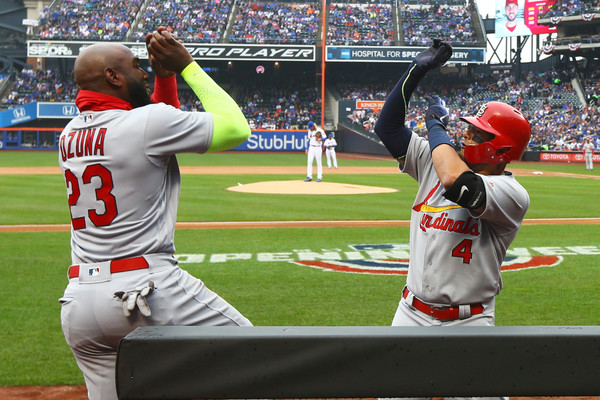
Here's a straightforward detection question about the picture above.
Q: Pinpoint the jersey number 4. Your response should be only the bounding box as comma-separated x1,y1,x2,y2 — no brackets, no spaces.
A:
452,239,473,263
64,164,117,230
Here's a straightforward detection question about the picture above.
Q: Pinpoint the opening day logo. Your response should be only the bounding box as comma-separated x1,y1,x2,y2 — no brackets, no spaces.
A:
174,244,600,275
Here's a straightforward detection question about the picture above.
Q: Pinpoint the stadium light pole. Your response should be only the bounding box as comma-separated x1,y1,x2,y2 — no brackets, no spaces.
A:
320,0,326,129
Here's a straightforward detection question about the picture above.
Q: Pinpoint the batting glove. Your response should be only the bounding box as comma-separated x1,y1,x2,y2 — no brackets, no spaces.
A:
414,39,453,71
425,96,453,152
114,281,155,317
425,96,450,130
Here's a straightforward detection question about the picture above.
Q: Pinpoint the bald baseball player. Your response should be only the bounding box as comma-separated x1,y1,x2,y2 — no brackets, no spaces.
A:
375,40,531,400
58,29,252,400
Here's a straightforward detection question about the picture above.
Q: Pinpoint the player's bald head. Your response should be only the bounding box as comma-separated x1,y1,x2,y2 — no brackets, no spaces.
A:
73,43,151,107
73,43,134,90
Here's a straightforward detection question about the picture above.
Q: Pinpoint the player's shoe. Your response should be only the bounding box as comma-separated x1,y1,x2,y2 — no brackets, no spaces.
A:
317,178,322,182
304,177,312,182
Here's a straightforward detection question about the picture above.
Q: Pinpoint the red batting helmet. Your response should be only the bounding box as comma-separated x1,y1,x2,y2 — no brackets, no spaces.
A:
459,102,531,164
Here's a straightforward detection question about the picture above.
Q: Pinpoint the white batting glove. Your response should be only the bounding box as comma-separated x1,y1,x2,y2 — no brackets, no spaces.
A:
114,281,155,317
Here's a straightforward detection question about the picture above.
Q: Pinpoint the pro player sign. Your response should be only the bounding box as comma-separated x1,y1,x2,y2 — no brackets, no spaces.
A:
27,41,316,61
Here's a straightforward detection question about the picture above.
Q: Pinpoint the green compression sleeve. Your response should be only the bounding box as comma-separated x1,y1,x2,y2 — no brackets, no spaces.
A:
181,62,251,152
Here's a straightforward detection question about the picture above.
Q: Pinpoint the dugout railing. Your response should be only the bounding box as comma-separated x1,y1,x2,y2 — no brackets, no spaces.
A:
115,325,600,400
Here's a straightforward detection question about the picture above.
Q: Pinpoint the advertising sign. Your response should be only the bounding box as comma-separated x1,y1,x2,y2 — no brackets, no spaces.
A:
37,102,79,119
28,41,315,61
0,102,37,128
356,100,385,111
495,0,558,37
539,152,600,163
326,46,485,63
231,130,308,151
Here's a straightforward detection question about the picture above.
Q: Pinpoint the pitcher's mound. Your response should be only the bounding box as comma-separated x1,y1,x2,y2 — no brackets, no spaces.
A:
227,180,397,195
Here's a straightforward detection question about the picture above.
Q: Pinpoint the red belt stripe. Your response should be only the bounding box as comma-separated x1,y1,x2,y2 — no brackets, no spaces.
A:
403,287,483,320
68,256,149,279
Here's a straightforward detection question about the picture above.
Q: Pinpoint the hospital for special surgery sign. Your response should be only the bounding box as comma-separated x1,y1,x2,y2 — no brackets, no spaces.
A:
27,41,316,61
326,46,485,63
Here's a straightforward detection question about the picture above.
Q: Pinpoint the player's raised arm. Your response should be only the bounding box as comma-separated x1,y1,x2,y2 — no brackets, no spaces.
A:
424,95,472,191
147,29,251,152
146,27,180,108
375,39,452,160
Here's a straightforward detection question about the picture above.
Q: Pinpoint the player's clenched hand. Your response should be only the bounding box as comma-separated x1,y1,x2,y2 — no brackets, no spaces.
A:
414,39,452,71
146,27,194,74
146,27,176,78
425,96,450,130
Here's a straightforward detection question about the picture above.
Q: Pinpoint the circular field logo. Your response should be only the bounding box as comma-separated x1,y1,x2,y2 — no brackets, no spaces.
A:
293,255,562,275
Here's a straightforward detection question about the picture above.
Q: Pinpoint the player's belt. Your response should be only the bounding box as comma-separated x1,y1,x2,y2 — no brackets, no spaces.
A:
311,144,321,147
402,287,484,320
68,256,149,279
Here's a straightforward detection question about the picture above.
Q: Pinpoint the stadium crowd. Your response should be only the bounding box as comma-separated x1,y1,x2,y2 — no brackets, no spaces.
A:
540,0,600,18
38,0,142,40
131,0,233,43
173,68,321,129
34,0,477,46
0,68,77,110
233,79,321,129
229,1,320,44
401,4,477,46
327,2,394,46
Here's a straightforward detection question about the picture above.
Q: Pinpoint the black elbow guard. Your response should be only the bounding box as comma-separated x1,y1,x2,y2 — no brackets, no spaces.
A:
443,171,486,210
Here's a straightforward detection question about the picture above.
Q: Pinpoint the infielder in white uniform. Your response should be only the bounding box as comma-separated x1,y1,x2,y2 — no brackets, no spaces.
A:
58,29,252,400
375,40,531,400
324,133,338,168
305,120,325,181
583,137,594,170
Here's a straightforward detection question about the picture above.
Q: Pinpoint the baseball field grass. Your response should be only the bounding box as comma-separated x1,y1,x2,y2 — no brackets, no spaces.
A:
0,150,599,387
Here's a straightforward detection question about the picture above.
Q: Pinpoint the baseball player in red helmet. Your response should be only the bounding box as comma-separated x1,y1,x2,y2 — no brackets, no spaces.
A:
375,40,530,399
58,29,252,400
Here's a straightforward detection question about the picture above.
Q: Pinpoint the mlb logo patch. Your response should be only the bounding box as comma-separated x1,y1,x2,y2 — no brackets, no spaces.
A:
88,267,100,277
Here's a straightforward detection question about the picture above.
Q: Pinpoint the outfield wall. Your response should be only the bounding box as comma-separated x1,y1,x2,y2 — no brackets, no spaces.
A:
0,127,595,163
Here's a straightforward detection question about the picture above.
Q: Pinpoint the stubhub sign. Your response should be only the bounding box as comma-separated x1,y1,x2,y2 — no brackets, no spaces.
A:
232,130,308,151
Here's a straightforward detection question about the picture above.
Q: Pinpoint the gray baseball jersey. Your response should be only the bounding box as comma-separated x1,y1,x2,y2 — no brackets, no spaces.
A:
58,102,252,400
401,132,529,306
58,103,212,264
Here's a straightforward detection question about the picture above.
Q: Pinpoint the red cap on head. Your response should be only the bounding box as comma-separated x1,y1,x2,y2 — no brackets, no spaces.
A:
506,0,518,5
